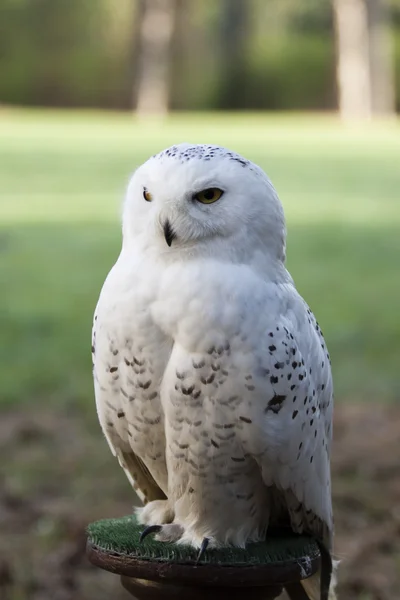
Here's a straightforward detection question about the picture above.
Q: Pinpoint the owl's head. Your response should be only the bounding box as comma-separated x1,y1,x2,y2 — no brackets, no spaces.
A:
123,143,286,264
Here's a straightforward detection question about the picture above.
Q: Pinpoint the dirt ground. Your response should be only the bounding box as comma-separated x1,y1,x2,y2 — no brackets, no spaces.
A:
0,404,399,600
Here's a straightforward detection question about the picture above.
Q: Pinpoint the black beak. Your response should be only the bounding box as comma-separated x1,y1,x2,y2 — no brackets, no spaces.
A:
163,220,176,247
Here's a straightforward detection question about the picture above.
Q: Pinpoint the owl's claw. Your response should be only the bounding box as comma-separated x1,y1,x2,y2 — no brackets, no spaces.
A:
196,537,209,564
140,525,209,561
139,524,162,542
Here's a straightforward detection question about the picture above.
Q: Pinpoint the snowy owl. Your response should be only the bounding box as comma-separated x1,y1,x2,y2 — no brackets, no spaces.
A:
92,144,336,599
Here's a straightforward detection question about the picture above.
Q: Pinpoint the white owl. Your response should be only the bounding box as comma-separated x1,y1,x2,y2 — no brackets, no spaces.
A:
92,144,336,599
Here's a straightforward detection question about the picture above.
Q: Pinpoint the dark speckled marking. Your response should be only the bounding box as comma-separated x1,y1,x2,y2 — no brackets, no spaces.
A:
182,385,195,395
133,367,146,375
266,394,286,414
193,359,205,369
138,380,151,390
239,416,252,423
154,145,255,172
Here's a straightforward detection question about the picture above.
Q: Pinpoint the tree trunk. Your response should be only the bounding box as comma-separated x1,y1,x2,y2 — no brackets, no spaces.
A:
134,0,177,115
367,0,395,115
333,0,372,119
218,0,249,109
333,0,395,120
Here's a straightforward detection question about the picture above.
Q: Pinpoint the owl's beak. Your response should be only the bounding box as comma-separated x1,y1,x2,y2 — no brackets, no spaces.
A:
163,219,176,247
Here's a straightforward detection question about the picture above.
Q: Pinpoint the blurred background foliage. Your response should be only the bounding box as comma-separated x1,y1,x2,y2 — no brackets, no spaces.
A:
0,0,400,111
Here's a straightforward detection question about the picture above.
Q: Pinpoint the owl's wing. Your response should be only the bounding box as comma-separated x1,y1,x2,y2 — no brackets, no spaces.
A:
93,327,167,505
241,311,334,550
96,387,167,505
112,442,166,505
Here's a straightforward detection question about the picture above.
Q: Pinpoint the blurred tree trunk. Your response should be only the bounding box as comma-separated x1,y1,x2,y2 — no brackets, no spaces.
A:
134,0,178,115
367,0,395,114
333,0,395,119
333,0,372,119
218,0,250,109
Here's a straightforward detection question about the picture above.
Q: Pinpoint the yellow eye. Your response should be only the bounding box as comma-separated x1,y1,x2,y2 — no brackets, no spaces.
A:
143,188,152,202
195,188,224,204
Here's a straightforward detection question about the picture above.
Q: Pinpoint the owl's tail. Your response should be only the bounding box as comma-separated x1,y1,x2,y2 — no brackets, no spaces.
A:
300,559,339,600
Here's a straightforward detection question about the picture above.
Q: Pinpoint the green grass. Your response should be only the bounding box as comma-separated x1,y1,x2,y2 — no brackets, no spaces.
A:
1,108,400,414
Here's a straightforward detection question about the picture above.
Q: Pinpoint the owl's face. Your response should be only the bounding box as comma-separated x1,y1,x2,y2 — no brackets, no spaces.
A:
123,144,286,263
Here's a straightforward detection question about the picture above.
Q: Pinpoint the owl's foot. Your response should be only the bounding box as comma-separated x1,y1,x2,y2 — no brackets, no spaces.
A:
196,537,209,564
139,525,162,542
137,501,183,544
135,499,174,526
139,524,210,562
140,522,184,543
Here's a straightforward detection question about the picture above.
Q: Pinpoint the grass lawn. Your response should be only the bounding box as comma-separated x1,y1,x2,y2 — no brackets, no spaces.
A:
1,108,400,415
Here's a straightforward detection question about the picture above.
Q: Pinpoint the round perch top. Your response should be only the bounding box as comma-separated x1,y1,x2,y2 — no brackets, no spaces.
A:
86,515,320,588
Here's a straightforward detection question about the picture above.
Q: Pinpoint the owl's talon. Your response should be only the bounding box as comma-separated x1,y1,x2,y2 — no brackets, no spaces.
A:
139,524,162,542
195,537,209,564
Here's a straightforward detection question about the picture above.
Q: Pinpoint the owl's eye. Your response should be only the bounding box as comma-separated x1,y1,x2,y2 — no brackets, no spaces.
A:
143,188,152,202
194,188,224,204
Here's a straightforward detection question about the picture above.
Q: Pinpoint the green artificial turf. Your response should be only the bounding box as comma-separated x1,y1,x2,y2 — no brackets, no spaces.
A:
87,515,320,565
